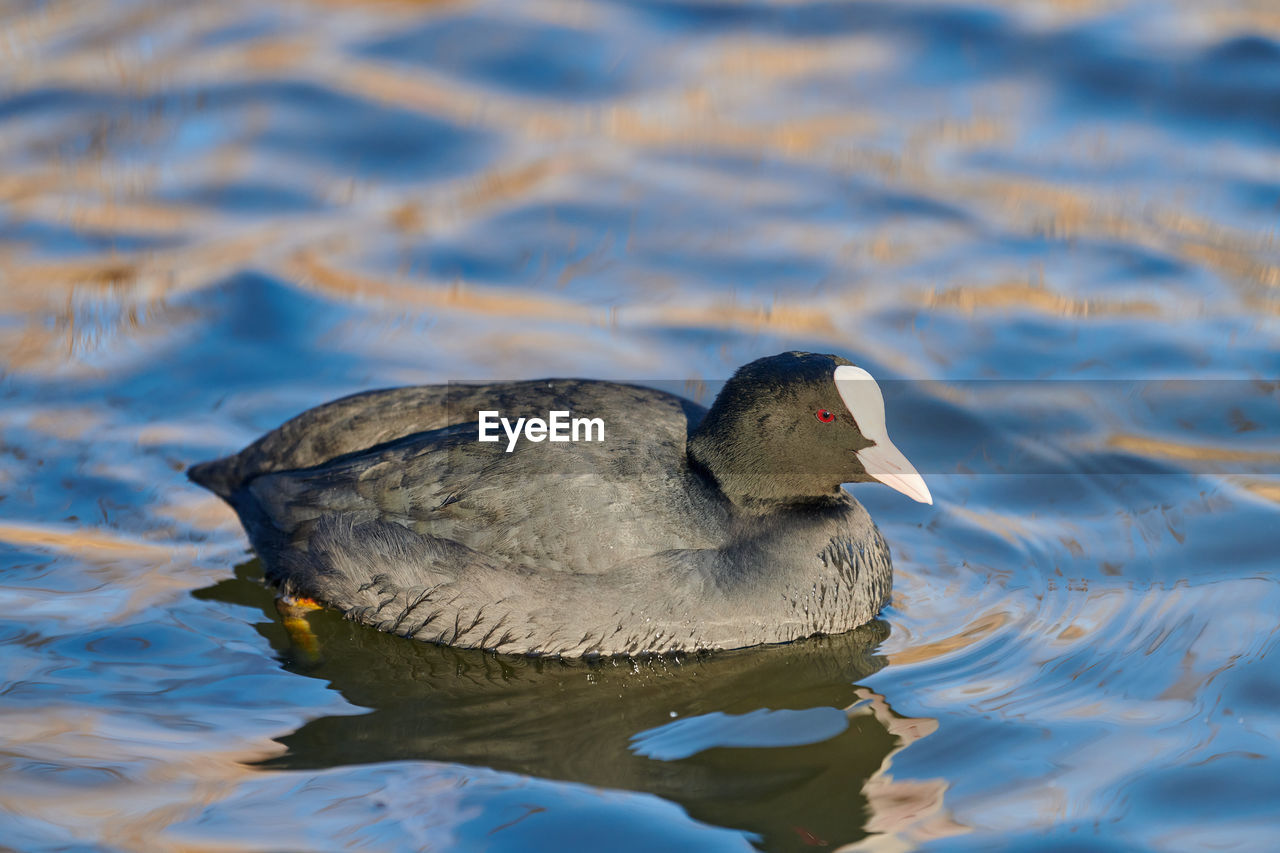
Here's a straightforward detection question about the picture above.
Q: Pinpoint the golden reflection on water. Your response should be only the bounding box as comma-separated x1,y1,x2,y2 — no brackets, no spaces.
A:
1108,434,1280,465
1232,477,1280,503
3,0,1279,380
0,714,282,850
885,609,1010,667
921,278,1161,318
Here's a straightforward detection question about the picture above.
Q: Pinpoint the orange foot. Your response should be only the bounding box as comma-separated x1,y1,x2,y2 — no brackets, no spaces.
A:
275,595,324,660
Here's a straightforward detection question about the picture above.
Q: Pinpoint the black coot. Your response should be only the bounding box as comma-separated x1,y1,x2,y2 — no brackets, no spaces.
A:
190,351,931,656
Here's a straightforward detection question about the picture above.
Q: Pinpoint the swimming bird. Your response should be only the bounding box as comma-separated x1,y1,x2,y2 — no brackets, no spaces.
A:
189,351,931,656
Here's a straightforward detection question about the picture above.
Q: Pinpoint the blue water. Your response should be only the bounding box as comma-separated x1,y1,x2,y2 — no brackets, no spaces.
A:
1,0,1278,850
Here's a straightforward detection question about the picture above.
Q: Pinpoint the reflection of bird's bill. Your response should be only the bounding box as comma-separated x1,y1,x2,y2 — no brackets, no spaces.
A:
846,688,968,844
856,440,933,505
846,687,938,743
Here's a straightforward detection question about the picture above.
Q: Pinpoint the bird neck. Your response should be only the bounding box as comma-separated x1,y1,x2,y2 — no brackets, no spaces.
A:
687,421,842,512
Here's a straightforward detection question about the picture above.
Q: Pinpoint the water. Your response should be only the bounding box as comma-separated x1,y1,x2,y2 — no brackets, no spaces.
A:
1,0,1278,849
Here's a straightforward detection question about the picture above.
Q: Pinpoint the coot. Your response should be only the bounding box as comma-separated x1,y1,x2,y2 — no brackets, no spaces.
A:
190,351,930,656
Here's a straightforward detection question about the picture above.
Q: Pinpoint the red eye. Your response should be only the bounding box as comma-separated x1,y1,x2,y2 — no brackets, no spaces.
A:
816,409,835,423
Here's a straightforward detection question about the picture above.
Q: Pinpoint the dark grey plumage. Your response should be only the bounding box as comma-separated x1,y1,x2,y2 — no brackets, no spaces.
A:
190,352,896,656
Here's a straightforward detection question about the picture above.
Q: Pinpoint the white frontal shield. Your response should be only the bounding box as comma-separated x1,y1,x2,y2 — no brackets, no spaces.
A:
834,365,932,505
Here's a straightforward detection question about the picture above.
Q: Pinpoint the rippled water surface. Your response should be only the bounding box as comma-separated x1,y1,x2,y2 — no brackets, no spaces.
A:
2,0,1279,850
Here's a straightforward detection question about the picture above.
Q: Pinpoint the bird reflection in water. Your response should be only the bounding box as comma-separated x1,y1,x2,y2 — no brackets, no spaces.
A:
197,560,966,851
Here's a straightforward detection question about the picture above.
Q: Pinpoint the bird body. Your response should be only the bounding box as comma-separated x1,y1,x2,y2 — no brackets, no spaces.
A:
191,353,929,656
